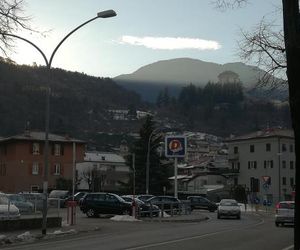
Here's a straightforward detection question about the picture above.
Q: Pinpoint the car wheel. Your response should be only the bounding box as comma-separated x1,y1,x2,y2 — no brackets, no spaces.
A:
237,215,241,220
86,208,96,218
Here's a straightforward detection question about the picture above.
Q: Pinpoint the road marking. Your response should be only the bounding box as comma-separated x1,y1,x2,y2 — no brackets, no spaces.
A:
282,245,294,250
126,218,265,250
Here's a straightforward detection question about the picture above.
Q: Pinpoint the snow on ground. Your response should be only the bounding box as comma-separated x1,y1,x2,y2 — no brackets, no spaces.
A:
110,215,141,222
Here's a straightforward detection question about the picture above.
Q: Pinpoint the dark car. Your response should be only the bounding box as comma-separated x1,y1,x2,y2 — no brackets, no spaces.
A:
136,194,155,202
66,192,88,204
80,193,132,217
146,196,181,212
48,190,70,208
122,195,160,217
187,196,218,212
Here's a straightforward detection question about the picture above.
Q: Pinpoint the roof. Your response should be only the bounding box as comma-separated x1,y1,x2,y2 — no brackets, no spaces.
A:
225,128,294,142
84,151,126,163
0,131,85,144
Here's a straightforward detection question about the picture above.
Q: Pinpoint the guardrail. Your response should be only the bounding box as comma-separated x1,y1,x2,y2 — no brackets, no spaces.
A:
136,200,191,219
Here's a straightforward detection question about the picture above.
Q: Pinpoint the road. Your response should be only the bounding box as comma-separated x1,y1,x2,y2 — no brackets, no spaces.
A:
3,211,293,250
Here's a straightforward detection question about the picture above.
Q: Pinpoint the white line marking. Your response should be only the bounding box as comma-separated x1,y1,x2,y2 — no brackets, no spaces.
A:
282,245,294,250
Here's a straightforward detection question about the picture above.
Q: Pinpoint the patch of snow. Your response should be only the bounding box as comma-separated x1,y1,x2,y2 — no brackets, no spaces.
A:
17,231,34,241
110,215,141,222
159,211,170,217
52,229,76,235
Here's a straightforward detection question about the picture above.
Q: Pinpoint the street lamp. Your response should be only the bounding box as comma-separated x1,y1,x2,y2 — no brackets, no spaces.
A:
0,9,116,235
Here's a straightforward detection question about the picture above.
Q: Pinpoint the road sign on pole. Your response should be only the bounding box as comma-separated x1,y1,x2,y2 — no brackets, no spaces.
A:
165,135,187,158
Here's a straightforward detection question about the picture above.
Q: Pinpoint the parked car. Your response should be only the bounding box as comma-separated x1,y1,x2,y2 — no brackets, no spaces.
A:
0,193,20,220
66,192,88,204
7,194,34,214
275,201,295,227
121,195,160,217
48,190,70,208
146,196,181,212
136,194,155,202
187,196,217,212
79,192,132,217
19,192,44,211
217,199,241,219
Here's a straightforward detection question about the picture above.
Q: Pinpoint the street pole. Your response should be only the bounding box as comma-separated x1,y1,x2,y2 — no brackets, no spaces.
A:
0,9,117,235
174,157,178,198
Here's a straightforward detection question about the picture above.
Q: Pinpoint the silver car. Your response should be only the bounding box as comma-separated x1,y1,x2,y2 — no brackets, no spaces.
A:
217,199,241,219
0,193,21,220
275,201,294,227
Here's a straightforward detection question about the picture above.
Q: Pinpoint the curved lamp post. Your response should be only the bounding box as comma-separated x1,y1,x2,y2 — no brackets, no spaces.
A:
0,9,116,234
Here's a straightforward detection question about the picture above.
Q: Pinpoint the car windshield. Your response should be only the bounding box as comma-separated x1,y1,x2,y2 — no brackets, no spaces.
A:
220,201,238,206
49,191,69,198
9,195,26,202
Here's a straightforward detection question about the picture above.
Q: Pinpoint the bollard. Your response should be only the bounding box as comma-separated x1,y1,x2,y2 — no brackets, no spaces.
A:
67,201,77,225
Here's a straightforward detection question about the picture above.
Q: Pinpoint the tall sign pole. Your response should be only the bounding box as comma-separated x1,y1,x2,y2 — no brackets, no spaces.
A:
165,135,187,198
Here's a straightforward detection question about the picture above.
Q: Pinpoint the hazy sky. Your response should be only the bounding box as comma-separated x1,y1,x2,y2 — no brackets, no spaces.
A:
9,0,281,78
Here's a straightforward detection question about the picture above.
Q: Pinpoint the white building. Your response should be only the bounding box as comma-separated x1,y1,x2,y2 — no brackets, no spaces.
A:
227,128,295,204
76,152,130,192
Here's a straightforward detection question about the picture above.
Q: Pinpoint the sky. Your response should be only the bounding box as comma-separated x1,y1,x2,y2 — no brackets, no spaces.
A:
8,0,282,78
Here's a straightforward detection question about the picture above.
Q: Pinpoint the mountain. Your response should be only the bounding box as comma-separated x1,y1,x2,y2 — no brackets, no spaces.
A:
114,58,287,102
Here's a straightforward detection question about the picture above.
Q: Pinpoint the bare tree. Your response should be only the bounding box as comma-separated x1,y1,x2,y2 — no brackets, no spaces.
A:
212,1,300,249
212,0,248,11
0,0,31,54
237,19,287,89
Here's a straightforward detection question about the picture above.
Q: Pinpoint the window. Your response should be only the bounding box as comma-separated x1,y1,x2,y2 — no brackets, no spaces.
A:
282,144,287,152
290,144,294,153
282,161,286,169
248,161,257,169
32,143,40,155
32,163,39,175
290,178,294,187
54,163,61,175
282,177,286,185
54,144,61,156
31,185,39,192
290,161,294,170
234,146,238,154
250,145,255,153
266,143,271,151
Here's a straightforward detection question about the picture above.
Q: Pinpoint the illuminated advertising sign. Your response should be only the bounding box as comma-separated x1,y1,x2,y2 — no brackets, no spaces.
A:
165,135,186,158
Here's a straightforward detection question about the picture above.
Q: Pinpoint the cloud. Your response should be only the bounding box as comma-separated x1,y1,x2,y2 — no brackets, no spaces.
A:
119,36,221,50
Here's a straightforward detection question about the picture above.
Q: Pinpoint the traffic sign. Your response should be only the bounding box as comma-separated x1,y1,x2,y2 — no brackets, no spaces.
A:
165,135,186,158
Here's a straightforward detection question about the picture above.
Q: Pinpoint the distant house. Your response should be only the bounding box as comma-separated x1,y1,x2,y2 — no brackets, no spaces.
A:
76,151,130,192
0,131,85,193
218,71,240,84
226,128,295,204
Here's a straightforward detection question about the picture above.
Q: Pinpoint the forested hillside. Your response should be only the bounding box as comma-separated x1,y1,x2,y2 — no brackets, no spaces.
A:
0,58,143,138
0,58,291,147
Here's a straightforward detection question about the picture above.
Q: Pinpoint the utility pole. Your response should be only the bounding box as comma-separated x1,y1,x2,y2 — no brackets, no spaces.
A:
282,1,300,249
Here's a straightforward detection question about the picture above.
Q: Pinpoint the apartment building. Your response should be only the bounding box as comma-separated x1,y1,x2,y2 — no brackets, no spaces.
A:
0,131,85,193
76,151,130,192
227,128,295,204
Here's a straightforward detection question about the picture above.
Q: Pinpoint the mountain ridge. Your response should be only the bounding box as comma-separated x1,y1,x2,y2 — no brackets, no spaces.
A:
114,57,286,102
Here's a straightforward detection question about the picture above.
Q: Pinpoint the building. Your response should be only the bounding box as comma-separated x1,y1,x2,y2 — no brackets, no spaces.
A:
76,151,130,192
227,128,295,204
0,131,85,193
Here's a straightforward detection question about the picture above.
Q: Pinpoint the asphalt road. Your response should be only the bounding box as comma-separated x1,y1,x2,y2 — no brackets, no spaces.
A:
2,211,294,250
